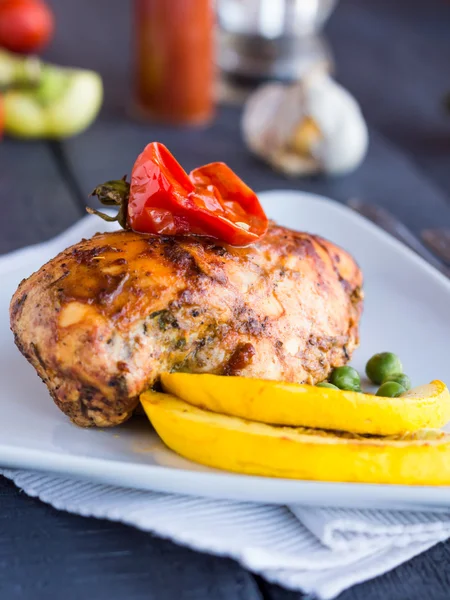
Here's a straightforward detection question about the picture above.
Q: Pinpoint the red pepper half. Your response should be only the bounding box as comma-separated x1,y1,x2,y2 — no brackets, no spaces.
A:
90,142,268,247
189,162,269,246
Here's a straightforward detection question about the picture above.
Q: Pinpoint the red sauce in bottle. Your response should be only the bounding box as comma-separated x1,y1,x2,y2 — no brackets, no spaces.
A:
134,0,214,125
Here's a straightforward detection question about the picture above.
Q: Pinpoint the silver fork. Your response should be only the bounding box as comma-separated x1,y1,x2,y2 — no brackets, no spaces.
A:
421,229,450,266
347,199,450,278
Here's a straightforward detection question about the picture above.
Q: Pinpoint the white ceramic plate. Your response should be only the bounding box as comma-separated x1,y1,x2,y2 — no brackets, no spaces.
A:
1,190,450,509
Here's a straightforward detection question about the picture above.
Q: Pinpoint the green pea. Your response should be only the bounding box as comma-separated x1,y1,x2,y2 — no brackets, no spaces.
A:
316,382,340,390
329,366,361,391
382,372,411,391
366,352,403,385
376,381,406,398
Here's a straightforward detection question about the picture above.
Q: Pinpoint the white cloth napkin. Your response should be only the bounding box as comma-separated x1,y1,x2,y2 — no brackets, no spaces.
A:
2,468,449,600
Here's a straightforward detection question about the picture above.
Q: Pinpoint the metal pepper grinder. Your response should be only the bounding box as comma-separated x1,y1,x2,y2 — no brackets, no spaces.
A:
216,0,337,100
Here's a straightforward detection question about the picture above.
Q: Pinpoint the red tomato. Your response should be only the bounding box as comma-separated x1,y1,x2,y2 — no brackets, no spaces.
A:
128,143,268,246
0,0,54,54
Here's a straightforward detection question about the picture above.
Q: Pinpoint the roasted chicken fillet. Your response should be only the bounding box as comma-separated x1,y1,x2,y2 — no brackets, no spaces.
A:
10,224,363,427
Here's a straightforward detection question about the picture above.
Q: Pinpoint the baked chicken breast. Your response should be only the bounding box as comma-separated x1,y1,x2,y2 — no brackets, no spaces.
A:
10,224,363,427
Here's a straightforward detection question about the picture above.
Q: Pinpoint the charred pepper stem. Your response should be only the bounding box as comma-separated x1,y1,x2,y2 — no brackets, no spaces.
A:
87,176,130,230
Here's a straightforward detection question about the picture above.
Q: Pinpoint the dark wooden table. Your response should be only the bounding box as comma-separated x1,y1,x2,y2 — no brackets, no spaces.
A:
2,1,450,598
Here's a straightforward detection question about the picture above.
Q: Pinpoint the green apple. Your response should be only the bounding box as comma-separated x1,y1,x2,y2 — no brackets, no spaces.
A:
0,49,103,139
4,64,103,138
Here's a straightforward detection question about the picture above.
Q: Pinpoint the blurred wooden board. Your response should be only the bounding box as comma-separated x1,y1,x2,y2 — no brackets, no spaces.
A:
0,141,81,253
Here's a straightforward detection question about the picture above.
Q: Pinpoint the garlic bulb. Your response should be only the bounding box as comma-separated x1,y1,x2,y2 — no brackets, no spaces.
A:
242,73,368,176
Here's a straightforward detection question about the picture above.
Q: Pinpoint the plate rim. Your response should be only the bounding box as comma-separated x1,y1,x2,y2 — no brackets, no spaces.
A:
2,442,450,508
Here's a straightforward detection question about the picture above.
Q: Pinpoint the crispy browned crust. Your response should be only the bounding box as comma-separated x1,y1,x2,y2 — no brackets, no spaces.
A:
10,224,363,427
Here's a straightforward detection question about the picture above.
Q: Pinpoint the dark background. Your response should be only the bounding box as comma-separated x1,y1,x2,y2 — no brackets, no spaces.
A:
1,0,450,598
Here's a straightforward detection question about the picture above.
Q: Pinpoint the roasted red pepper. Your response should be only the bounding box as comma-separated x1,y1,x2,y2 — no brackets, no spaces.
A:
90,142,268,247
189,162,268,246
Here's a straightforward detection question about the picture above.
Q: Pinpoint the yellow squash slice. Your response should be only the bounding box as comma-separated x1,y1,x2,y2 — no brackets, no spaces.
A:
141,391,450,485
161,373,450,436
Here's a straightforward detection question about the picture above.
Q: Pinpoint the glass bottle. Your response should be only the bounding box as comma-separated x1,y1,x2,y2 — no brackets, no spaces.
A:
133,0,214,126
